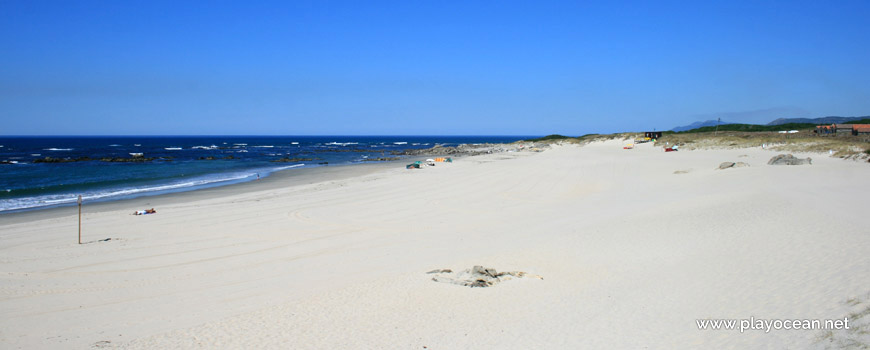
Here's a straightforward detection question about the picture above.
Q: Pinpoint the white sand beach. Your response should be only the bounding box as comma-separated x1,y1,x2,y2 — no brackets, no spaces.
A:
1,141,868,349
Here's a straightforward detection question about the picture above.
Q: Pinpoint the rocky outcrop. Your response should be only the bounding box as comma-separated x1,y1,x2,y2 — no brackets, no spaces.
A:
768,154,812,165
34,156,92,163
393,143,543,157
99,157,157,162
428,265,543,288
361,157,402,162
718,162,750,169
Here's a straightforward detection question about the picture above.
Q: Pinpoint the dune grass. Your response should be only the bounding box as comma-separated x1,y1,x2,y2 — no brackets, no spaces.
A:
654,131,870,160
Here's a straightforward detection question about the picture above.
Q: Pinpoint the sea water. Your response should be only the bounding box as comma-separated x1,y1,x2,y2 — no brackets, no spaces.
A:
0,136,531,212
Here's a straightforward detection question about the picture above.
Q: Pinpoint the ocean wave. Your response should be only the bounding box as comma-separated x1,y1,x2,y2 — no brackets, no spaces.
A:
191,145,219,150
109,144,121,147
252,145,274,148
44,148,72,151
291,142,299,145
325,142,359,146
273,164,305,171
394,142,408,145
165,147,182,150
2,173,261,212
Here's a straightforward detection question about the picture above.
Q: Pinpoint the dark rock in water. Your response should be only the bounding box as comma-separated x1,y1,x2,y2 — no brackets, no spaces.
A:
99,157,155,162
35,156,158,163
271,157,314,163
317,149,368,153
768,154,812,165
34,156,92,163
198,155,236,160
318,162,329,165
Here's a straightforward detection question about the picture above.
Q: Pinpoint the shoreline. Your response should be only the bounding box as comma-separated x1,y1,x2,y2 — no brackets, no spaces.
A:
2,141,868,349
0,160,403,225
1,140,540,217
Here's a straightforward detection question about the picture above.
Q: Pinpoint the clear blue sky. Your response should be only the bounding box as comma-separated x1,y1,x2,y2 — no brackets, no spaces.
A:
2,0,868,135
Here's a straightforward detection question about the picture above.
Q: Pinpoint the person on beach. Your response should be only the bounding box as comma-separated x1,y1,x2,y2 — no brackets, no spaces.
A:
134,208,156,215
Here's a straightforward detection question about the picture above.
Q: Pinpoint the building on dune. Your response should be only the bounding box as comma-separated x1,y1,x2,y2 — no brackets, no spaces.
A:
814,124,870,136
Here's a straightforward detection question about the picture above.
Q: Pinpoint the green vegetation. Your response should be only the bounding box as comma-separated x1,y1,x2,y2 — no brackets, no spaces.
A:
526,134,573,142
678,118,869,134
576,133,601,141
678,122,817,133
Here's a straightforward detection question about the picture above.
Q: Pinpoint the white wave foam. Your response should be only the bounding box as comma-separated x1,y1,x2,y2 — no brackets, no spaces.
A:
273,164,304,171
291,142,299,145
394,142,408,145
0,168,297,212
164,147,182,150
44,148,72,151
191,145,219,150
252,145,274,148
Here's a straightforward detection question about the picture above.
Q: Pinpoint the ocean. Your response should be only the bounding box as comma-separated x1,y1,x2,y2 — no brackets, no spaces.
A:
0,136,532,213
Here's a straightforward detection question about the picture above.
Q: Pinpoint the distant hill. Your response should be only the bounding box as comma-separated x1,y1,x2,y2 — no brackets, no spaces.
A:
675,122,818,133
767,116,869,125
671,120,735,132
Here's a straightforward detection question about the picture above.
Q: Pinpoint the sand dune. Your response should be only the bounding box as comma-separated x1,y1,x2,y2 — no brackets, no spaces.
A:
1,141,868,349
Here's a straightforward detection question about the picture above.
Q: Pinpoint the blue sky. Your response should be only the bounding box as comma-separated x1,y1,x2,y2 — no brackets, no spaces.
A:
1,1,868,135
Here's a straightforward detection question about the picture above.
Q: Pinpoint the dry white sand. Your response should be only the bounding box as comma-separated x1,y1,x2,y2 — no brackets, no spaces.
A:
1,141,868,349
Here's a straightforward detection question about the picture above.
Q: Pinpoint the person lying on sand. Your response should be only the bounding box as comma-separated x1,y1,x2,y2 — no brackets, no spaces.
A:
134,208,156,215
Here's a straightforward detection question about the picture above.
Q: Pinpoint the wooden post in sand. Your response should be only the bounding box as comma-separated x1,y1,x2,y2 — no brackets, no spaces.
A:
77,195,82,244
